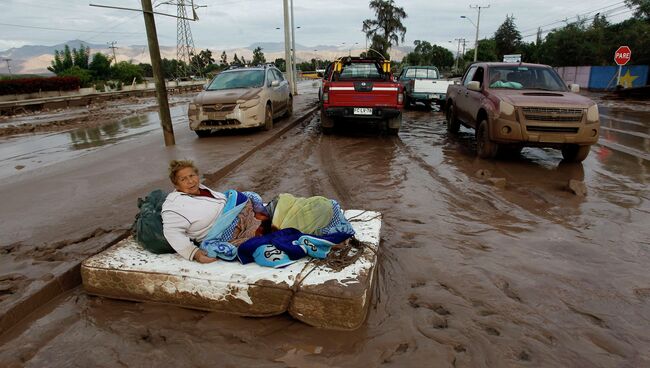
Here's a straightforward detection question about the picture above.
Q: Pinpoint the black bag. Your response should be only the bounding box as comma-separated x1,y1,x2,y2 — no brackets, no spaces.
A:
133,189,175,254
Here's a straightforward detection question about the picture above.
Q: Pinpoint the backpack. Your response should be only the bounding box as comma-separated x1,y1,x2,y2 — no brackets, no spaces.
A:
133,189,175,254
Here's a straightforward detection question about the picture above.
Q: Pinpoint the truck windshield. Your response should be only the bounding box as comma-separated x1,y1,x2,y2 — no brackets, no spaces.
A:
338,63,385,80
488,66,567,91
207,70,265,90
404,68,439,79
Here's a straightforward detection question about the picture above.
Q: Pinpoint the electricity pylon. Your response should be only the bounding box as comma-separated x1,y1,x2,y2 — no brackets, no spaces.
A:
176,0,197,77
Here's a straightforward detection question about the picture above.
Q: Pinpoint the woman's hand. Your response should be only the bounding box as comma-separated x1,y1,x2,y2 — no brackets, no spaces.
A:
193,249,217,263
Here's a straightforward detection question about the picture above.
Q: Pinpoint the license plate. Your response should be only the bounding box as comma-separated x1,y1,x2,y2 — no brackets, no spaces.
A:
353,108,373,115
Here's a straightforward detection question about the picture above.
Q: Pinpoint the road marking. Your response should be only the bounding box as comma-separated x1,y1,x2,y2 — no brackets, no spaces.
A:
600,126,650,140
597,139,650,161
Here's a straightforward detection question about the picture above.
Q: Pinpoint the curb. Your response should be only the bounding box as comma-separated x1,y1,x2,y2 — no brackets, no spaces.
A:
0,105,319,337
0,229,131,336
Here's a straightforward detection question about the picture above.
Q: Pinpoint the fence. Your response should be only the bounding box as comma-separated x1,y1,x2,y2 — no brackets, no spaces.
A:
555,65,649,91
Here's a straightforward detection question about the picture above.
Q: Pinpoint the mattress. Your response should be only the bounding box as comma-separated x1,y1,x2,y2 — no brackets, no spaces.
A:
81,210,381,330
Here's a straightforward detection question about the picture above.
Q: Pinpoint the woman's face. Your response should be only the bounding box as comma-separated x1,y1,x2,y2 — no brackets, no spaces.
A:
174,167,200,195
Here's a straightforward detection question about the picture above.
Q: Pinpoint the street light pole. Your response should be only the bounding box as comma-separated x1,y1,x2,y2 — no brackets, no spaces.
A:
282,0,295,96
290,0,298,95
469,4,489,62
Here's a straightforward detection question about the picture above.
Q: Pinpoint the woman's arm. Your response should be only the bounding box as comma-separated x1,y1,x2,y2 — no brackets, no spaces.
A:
162,209,205,261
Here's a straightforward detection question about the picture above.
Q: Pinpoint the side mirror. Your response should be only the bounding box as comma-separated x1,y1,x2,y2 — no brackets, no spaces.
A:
203,82,209,90
569,83,580,93
271,80,280,87
467,81,481,91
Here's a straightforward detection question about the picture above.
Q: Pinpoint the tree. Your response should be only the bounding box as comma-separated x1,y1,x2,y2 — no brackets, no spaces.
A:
252,47,266,65
59,66,92,87
110,61,143,84
232,53,241,66
402,40,454,69
220,51,228,66
89,53,112,80
73,45,90,69
362,0,407,59
48,45,74,74
190,49,214,75
625,0,650,20
138,63,153,78
463,39,498,66
494,15,522,60
274,58,286,72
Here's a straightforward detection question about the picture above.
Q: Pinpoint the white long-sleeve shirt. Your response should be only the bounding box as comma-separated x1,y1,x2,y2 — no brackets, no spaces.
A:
161,185,227,260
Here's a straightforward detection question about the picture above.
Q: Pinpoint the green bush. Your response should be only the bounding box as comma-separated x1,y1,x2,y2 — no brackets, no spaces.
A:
59,66,93,88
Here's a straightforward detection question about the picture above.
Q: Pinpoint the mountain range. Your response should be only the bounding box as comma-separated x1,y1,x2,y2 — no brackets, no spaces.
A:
0,40,411,75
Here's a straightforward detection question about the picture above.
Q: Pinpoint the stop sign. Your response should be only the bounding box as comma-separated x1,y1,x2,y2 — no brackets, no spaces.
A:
614,46,631,66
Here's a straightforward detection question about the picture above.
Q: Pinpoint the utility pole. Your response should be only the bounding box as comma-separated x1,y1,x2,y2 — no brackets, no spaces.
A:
142,0,175,146
107,41,118,64
469,4,489,62
2,58,12,75
283,0,295,95
290,0,298,95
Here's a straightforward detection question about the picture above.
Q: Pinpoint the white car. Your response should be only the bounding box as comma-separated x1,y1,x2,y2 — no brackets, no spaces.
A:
188,64,292,136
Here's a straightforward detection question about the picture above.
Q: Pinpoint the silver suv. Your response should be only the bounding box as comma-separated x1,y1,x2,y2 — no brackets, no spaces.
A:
188,64,292,136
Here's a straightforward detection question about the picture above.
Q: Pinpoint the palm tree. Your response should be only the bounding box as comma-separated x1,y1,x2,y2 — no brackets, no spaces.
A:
362,0,407,59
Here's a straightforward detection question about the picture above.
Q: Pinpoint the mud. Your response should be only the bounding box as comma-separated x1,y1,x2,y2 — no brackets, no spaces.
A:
0,87,649,367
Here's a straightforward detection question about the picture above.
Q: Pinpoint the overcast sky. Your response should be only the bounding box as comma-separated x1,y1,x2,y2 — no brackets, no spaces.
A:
0,0,635,52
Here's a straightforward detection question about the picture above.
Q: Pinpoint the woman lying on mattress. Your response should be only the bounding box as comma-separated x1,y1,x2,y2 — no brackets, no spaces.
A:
161,160,355,267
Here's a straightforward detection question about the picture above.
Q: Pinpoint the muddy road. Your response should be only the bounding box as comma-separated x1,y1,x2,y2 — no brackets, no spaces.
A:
1,87,649,367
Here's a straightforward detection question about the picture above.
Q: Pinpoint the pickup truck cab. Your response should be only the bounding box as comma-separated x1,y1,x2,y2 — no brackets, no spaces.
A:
446,62,600,162
320,56,404,135
397,65,453,108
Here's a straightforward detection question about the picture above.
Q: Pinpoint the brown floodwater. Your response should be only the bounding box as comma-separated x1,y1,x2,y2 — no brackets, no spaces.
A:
0,91,649,367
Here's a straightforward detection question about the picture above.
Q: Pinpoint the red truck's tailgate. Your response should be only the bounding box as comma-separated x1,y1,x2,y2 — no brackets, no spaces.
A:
328,81,400,107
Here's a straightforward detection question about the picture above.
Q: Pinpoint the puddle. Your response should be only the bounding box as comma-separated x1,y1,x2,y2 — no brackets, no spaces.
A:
0,106,187,181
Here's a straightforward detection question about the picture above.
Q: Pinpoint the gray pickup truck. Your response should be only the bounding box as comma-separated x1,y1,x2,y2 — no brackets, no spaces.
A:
397,66,454,108
445,62,600,162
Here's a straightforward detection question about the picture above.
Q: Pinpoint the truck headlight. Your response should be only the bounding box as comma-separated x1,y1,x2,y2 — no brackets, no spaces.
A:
238,98,260,109
499,101,515,116
586,104,599,123
499,101,517,121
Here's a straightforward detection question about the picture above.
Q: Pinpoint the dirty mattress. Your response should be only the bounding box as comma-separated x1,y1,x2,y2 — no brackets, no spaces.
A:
81,210,381,330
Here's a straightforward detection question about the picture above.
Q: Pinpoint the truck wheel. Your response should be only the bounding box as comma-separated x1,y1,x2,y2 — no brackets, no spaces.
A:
386,114,401,135
320,109,334,134
476,119,498,159
446,105,460,134
195,130,211,138
561,144,590,162
263,103,273,131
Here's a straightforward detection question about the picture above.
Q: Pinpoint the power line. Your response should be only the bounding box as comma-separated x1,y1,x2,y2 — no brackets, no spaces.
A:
519,1,627,34
521,6,633,39
0,22,140,34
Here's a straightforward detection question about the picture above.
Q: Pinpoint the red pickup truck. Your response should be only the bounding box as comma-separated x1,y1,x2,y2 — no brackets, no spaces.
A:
320,57,404,135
